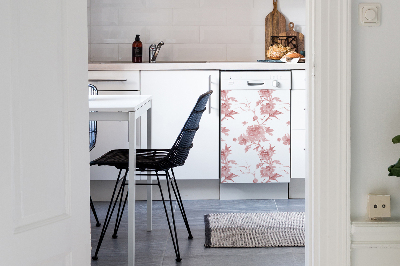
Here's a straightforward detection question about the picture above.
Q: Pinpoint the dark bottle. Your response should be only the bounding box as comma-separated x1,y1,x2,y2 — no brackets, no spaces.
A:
132,35,142,63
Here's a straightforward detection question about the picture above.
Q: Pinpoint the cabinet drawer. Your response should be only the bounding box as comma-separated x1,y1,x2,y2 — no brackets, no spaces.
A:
292,70,306,90
291,129,305,179
88,71,140,91
291,90,306,130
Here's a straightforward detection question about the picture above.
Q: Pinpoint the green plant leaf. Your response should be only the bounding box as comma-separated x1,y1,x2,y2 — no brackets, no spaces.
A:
392,135,400,144
388,159,400,177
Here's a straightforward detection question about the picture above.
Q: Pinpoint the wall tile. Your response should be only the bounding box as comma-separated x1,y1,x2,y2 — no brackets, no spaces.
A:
91,0,146,8
227,43,264,61
118,44,132,62
227,8,267,26
200,26,252,44
146,0,199,9
91,7,118,26
91,26,146,44
88,44,91,62
173,8,226,26
199,0,228,8
145,43,174,62
119,43,174,62
88,0,305,62
200,0,253,8
147,26,199,44
91,44,119,62
253,0,306,26
172,44,226,61
119,8,173,26
252,26,265,44
225,0,253,8
87,8,91,26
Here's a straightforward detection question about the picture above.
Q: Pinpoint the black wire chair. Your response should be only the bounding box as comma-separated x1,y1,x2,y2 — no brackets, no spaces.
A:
89,84,101,227
90,90,213,262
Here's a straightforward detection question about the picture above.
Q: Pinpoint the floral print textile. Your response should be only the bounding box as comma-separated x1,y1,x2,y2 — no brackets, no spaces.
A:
221,89,290,183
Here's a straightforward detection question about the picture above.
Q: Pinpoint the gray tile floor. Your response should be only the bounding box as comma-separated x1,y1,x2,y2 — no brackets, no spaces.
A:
91,199,305,266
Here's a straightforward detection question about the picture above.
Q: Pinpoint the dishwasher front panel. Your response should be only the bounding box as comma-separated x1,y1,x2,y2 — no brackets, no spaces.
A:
220,87,290,184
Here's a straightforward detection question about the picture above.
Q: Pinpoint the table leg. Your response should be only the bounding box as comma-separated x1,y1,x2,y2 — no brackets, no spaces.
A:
147,105,152,232
128,112,136,266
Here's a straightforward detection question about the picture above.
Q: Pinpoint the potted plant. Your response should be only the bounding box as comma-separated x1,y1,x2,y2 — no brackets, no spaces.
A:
388,135,400,176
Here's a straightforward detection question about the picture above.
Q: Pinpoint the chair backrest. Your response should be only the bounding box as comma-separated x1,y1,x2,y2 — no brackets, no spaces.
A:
89,84,98,151
163,90,213,169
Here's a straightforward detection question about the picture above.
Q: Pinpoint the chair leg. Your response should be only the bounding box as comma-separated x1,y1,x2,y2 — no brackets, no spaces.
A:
156,171,182,262
90,196,101,227
168,169,193,239
112,178,128,239
92,169,128,261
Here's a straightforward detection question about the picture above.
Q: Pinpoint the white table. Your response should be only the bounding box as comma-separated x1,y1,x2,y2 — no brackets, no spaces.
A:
89,94,152,266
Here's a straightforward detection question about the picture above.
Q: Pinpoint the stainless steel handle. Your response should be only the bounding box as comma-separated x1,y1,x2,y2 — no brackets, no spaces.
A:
88,79,127,82
247,81,264,86
208,75,212,114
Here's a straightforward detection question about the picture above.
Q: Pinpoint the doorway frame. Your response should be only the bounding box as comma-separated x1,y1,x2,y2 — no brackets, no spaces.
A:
306,0,351,265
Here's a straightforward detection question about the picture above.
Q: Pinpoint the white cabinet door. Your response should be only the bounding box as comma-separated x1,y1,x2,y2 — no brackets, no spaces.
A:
291,129,306,179
1,0,89,264
141,70,219,180
292,70,306,90
291,90,306,130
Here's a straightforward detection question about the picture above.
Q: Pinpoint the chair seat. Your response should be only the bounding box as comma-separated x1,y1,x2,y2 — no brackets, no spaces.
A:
90,148,172,171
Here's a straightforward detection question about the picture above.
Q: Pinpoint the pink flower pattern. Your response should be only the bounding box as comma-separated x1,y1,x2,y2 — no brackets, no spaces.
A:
221,89,290,183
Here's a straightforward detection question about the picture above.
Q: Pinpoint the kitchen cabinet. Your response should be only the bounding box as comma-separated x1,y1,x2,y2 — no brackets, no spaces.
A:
291,70,306,179
141,70,220,180
88,70,141,180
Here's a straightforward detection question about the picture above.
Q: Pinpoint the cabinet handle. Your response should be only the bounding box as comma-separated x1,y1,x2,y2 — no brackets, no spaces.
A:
247,81,264,86
208,75,212,114
88,79,127,82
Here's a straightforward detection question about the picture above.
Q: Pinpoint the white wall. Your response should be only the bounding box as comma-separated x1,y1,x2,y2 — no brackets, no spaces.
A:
87,0,305,62
351,0,400,220
351,1,400,264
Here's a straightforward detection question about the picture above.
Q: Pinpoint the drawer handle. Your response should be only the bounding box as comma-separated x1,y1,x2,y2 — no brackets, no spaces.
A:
247,81,264,86
88,79,127,82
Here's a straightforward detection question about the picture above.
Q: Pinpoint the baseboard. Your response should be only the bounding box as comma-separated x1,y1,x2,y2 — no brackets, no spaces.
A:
289,178,305,198
91,179,305,201
90,179,220,201
351,220,400,266
219,183,289,200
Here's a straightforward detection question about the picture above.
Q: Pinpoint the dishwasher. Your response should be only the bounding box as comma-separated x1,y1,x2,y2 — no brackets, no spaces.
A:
220,71,291,183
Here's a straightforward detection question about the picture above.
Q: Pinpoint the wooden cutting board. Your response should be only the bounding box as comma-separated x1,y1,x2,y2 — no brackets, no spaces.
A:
265,0,286,59
279,22,304,52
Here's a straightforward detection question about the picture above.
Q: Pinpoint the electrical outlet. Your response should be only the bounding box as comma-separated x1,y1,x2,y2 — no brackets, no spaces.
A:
368,194,391,219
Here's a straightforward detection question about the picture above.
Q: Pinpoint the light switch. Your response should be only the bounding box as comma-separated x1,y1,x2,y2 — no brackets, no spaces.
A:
359,3,381,26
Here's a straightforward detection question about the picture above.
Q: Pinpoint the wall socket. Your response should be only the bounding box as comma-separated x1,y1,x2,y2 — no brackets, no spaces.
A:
368,194,391,219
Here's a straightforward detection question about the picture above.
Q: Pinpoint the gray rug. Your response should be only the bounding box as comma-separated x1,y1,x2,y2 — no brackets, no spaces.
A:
204,212,305,248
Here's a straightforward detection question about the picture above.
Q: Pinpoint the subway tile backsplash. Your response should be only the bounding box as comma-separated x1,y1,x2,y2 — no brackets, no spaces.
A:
88,0,305,62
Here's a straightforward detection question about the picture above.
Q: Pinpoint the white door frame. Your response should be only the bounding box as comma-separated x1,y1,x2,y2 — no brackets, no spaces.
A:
306,0,351,265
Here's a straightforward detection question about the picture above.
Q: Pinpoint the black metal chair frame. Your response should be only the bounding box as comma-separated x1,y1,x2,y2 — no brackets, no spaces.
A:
90,90,213,262
89,84,101,227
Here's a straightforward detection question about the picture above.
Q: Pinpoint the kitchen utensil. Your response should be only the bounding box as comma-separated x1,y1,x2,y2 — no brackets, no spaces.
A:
265,0,287,59
279,22,304,52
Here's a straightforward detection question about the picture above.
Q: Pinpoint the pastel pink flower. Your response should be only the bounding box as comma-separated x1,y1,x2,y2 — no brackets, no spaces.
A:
282,134,290,145
246,125,266,142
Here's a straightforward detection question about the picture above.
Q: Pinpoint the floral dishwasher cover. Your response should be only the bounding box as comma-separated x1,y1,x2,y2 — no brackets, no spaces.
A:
220,89,290,183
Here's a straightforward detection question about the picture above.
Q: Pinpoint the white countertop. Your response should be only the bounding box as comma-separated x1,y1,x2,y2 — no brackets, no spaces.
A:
89,62,306,71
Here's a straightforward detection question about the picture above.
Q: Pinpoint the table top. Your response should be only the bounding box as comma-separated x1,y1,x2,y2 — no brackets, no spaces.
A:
89,95,152,112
